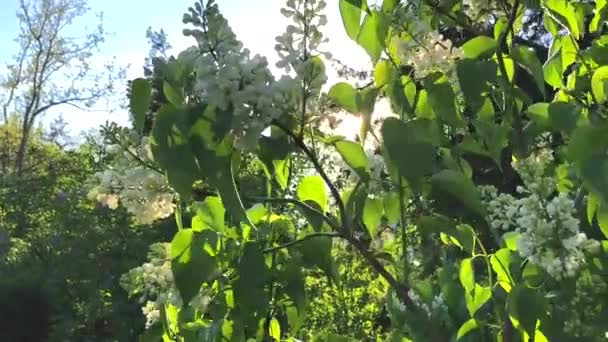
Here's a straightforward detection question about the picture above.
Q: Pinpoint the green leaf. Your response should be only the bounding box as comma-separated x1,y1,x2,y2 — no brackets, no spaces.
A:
280,260,307,313
339,0,365,40
522,263,543,287
560,36,578,71
526,102,550,128
455,225,476,255
430,170,485,218
382,0,398,13
509,285,546,337
597,205,608,239
383,191,406,225
334,140,370,179
591,66,608,103
357,11,389,64
130,78,152,133
382,118,438,190
456,60,497,112
297,176,328,212
587,193,600,225
580,155,608,204
457,319,479,340
192,196,225,232
151,105,200,199
269,318,280,341
171,229,218,304
426,81,461,126
358,87,380,141
234,242,269,327
568,124,608,163
415,89,434,119
186,106,251,225
459,258,475,293
543,48,563,89
386,74,416,118
502,231,521,251
511,46,546,98
590,0,608,32
466,285,492,316
343,181,368,225
298,235,337,280
548,102,580,133
544,0,581,38
462,36,497,59
328,82,359,113
491,248,513,292
163,80,184,106
473,120,509,167
374,60,393,87
363,197,383,237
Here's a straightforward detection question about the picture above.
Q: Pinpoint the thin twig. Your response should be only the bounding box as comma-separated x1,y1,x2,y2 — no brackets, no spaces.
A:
263,232,340,253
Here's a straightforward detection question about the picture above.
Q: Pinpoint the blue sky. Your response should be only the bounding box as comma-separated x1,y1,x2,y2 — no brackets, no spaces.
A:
0,0,370,136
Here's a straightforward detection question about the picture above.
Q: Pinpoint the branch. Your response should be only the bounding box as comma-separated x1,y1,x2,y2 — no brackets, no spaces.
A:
263,232,340,253
30,96,98,118
340,231,413,306
247,196,339,230
271,119,348,230
495,0,525,157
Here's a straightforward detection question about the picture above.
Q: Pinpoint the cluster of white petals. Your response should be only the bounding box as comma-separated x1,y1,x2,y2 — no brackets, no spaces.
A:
462,0,492,22
479,150,599,280
563,276,608,338
141,301,161,329
121,243,211,329
403,32,464,80
406,289,447,318
181,1,302,150
274,0,329,117
88,135,176,224
276,0,330,72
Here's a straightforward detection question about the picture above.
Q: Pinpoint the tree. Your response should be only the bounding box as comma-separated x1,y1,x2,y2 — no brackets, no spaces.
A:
96,0,608,340
0,0,121,173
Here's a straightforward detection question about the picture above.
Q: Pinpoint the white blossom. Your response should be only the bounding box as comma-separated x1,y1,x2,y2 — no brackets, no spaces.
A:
88,135,176,225
463,0,489,21
142,301,160,329
121,242,214,330
403,31,464,79
479,149,598,280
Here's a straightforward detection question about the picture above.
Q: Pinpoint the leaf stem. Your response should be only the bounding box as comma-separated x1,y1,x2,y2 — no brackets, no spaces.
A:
262,232,340,253
272,119,348,229
495,0,525,157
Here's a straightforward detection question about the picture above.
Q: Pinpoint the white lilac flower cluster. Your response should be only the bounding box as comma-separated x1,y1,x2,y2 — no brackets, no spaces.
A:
406,289,447,318
563,275,608,338
121,243,211,329
479,150,599,280
275,0,329,115
393,3,463,80
276,0,331,71
181,0,329,150
462,0,493,22
403,31,464,80
88,135,175,225
181,1,299,150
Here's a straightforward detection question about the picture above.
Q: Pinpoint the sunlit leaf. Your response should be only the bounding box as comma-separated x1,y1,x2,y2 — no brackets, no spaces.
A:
512,46,546,98
339,0,366,40
297,176,329,212
130,78,152,133
357,11,389,64
462,36,497,59
171,229,218,304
